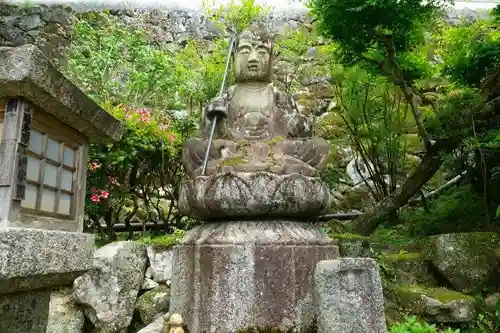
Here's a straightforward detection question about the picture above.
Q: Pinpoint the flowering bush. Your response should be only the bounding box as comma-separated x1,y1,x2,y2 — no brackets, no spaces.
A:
84,102,196,240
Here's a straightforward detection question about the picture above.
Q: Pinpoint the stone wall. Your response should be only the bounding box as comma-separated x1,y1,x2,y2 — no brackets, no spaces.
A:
0,3,489,63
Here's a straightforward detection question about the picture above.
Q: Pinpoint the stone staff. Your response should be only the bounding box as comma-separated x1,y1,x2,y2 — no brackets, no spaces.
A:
201,37,236,176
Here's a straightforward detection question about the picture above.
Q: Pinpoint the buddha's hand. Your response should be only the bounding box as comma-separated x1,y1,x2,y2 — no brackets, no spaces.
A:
205,96,228,120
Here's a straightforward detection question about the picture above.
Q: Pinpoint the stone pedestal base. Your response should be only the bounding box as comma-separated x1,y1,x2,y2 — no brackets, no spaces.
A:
169,221,339,333
0,228,94,333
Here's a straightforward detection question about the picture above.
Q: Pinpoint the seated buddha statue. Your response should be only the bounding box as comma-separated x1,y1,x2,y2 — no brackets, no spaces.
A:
182,24,330,178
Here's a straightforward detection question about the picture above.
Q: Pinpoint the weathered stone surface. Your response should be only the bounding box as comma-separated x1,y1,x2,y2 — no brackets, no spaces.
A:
45,288,84,333
73,241,148,333
0,228,94,294
170,221,338,333
380,253,438,286
0,44,123,142
0,288,51,333
136,314,165,333
314,258,387,333
332,233,374,258
391,285,477,323
484,293,500,313
179,172,331,220
423,232,500,293
135,285,170,325
142,278,159,290
146,245,173,283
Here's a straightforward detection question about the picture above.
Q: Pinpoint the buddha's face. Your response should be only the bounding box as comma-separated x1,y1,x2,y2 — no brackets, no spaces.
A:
234,30,272,82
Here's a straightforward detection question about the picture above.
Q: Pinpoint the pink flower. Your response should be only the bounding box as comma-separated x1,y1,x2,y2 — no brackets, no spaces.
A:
91,187,98,193
90,194,100,203
168,133,175,143
100,190,110,199
109,177,117,185
90,161,100,171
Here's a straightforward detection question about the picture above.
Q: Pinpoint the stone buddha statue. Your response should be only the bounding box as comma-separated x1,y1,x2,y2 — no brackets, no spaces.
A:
182,24,329,178
179,24,331,220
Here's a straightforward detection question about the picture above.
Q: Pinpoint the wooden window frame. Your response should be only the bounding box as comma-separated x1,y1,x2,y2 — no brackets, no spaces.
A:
20,106,86,221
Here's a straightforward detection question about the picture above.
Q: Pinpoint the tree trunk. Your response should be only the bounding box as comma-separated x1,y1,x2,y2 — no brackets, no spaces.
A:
350,148,443,236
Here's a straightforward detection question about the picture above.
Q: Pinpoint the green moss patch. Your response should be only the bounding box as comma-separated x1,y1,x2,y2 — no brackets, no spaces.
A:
330,232,370,242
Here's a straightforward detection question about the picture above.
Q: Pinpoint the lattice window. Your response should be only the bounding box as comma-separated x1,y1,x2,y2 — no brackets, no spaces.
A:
21,130,78,216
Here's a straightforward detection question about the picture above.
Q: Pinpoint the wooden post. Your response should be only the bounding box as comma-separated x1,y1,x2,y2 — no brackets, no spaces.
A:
0,98,31,225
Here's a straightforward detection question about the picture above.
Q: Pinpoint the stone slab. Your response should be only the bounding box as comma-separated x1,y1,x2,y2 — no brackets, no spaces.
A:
0,288,51,333
169,221,339,332
0,227,94,294
0,45,123,142
314,258,387,333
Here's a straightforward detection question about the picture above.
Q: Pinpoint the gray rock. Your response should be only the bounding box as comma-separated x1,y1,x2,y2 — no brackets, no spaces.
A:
391,285,477,323
142,278,159,290
484,293,500,313
424,232,500,293
314,258,387,333
135,285,170,325
146,246,173,283
422,295,476,323
136,314,165,333
73,241,148,333
17,14,43,31
45,288,84,333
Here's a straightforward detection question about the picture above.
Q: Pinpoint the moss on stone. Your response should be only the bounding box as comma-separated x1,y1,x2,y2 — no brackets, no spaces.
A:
236,139,250,148
219,155,247,166
396,284,475,304
330,233,370,242
382,252,422,262
422,232,500,292
265,136,285,146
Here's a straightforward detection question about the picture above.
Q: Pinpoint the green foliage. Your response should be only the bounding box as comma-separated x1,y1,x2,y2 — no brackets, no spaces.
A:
329,65,414,200
307,0,450,81
401,185,490,236
203,0,271,34
389,316,459,333
424,87,484,140
136,228,186,247
66,13,184,109
439,11,500,88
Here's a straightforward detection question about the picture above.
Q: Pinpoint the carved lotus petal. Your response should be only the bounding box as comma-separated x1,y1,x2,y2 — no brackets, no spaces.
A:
179,172,331,221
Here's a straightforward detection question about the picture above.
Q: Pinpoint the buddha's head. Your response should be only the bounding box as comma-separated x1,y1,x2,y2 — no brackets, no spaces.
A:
233,24,273,83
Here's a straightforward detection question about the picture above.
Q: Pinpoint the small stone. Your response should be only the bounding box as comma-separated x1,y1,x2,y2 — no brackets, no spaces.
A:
314,258,387,333
485,293,500,313
142,278,160,290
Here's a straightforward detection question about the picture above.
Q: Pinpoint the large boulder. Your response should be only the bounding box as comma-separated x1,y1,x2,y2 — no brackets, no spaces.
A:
135,285,170,325
73,241,148,333
423,232,500,293
45,288,84,333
